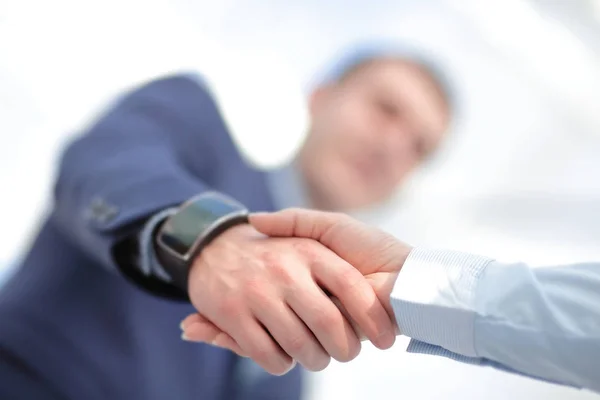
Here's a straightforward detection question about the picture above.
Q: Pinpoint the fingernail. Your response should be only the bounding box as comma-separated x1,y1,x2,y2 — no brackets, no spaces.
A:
181,333,190,341
209,341,228,351
179,321,185,330
280,360,297,375
375,329,396,349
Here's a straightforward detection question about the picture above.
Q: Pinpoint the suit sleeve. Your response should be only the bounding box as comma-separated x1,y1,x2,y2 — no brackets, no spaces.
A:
0,346,63,400
51,75,228,280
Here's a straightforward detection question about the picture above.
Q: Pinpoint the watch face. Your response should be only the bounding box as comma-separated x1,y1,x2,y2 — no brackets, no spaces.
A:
160,194,246,258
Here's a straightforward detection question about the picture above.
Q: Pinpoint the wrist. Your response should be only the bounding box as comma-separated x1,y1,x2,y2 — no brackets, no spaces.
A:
154,192,249,291
372,245,412,334
389,248,492,355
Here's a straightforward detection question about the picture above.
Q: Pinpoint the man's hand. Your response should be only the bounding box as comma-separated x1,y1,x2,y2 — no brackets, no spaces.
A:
182,209,412,364
185,222,397,375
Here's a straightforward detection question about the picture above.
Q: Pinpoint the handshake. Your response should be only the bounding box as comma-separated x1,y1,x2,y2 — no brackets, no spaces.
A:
179,208,411,375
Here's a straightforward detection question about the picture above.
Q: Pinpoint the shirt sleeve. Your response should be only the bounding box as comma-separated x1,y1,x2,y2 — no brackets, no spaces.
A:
138,207,178,282
390,248,600,393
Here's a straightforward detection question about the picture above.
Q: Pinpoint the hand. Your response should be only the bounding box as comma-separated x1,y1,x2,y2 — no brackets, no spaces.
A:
182,209,412,357
185,222,396,375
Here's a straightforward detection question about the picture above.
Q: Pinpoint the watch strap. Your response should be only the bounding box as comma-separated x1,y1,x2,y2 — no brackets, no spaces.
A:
155,192,249,291
158,213,248,290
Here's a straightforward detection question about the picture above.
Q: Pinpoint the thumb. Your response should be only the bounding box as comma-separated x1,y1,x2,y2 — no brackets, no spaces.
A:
249,208,345,240
251,208,409,275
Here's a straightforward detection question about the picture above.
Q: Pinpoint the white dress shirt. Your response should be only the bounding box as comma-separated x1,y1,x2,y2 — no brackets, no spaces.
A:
391,248,600,393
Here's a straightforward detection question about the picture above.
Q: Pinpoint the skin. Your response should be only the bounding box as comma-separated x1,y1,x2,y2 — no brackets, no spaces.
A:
299,58,449,211
182,58,449,374
186,222,396,375
182,209,412,357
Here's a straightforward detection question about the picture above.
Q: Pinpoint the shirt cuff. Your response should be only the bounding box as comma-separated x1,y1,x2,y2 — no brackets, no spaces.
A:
406,340,485,365
138,207,178,282
390,248,493,357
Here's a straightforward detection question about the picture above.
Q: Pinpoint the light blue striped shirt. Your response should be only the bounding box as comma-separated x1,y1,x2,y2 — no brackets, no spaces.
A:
392,248,600,393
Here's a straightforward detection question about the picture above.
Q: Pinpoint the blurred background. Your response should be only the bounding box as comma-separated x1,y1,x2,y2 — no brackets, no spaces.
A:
1,0,600,398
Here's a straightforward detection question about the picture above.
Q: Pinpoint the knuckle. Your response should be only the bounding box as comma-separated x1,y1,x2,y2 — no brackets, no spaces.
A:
283,334,308,354
333,267,363,292
259,249,281,270
274,268,296,287
292,240,316,259
218,296,242,318
260,251,296,285
245,279,272,307
313,309,339,331
282,207,303,220
292,239,311,253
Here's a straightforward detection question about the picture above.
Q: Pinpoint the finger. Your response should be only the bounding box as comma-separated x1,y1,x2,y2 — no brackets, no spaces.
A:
232,317,295,376
180,313,204,331
249,208,345,239
207,291,295,375
184,320,246,356
330,297,367,341
253,297,331,372
285,278,361,363
251,209,404,276
180,314,247,356
313,258,396,350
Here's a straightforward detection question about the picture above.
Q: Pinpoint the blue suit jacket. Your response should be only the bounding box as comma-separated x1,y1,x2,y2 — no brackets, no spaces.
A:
0,75,303,400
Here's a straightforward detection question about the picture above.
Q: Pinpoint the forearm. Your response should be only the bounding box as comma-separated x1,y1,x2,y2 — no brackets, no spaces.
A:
51,76,221,283
0,346,62,400
391,249,600,393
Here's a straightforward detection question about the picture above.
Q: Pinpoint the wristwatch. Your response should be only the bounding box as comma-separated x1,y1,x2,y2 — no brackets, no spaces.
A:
155,191,249,289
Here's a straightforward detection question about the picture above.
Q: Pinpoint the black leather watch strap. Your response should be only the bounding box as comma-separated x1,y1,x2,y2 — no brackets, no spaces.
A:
154,192,249,291
156,214,248,290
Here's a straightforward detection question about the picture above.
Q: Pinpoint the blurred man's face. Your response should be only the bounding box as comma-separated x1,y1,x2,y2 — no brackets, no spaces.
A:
299,58,450,211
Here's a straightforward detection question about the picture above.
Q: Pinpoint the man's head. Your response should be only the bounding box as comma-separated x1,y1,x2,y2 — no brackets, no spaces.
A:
298,45,452,211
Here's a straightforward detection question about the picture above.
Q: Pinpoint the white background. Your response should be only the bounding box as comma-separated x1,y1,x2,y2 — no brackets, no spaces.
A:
1,0,600,398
